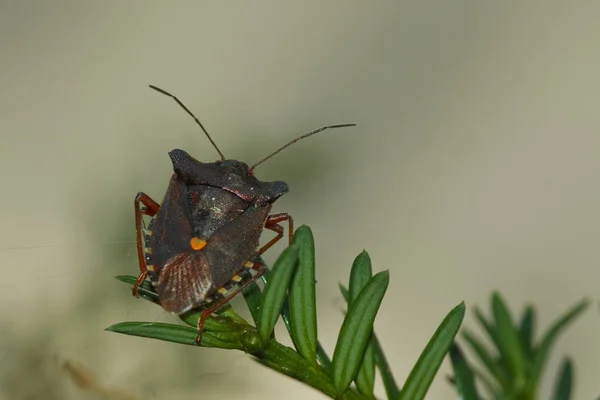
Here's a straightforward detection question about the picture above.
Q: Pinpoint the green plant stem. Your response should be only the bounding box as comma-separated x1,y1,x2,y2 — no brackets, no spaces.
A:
250,337,336,397
244,330,370,400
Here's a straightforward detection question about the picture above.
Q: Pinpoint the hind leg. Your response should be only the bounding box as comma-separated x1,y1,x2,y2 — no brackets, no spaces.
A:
132,192,160,297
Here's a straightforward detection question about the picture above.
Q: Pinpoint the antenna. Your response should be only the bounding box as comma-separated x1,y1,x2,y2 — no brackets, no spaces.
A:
149,85,225,161
248,124,357,173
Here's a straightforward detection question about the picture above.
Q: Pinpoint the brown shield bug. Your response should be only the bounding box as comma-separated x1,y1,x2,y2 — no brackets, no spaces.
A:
132,85,356,344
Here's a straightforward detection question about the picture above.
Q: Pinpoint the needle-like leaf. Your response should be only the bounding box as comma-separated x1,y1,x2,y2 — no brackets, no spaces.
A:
398,302,465,400
115,275,159,303
449,342,480,400
348,251,376,398
519,305,535,361
530,299,588,386
289,225,318,363
105,322,243,349
462,329,509,389
349,251,372,300
341,282,399,399
372,333,400,400
331,270,389,396
242,280,262,325
491,292,526,386
257,244,300,342
551,357,573,400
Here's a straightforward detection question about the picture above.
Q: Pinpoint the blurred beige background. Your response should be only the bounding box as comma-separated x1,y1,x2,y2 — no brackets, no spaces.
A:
1,1,599,399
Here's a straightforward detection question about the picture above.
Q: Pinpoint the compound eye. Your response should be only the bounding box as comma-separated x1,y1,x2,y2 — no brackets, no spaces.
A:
190,237,207,251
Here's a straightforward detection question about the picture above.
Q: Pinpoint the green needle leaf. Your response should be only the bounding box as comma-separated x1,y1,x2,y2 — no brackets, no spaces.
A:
349,251,372,301
474,306,502,352
115,275,159,303
372,333,400,400
471,367,500,396
340,283,350,302
531,299,588,386
342,282,397,397
242,280,262,325
257,244,300,343
519,305,535,359
105,321,243,349
462,329,509,389
474,304,511,383
551,357,573,400
491,292,526,385
261,263,294,339
179,311,244,332
449,343,480,400
332,270,390,396
398,302,466,400
316,342,332,372
262,262,332,368
355,338,376,399
348,251,376,398
289,225,318,364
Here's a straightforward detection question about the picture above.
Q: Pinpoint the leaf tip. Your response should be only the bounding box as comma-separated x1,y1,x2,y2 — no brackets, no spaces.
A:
294,224,310,234
580,297,591,306
454,302,466,316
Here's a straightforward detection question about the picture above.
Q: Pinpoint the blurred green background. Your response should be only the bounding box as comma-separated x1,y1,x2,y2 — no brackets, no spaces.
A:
1,1,599,399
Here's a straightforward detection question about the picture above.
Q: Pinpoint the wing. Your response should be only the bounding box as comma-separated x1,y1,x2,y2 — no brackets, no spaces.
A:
148,174,193,269
156,251,212,314
204,203,272,289
154,203,271,314
148,174,209,314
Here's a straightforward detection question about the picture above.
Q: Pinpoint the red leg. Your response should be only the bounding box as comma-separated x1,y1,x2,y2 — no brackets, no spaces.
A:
258,213,294,255
133,192,160,297
195,261,265,344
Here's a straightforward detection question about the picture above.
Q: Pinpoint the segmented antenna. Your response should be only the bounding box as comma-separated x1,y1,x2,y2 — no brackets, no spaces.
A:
249,124,357,173
149,85,225,161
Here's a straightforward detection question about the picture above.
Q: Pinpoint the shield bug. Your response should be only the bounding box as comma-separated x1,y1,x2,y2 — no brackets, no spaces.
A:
132,85,356,344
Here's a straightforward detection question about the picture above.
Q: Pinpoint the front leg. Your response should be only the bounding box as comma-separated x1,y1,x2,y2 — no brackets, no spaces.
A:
133,192,160,297
258,213,294,255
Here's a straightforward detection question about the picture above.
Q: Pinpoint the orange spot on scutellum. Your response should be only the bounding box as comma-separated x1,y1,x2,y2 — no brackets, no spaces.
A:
190,237,207,251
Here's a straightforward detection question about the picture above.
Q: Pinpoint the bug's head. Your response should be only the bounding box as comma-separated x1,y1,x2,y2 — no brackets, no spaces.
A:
219,158,290,202
168,149,289,203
